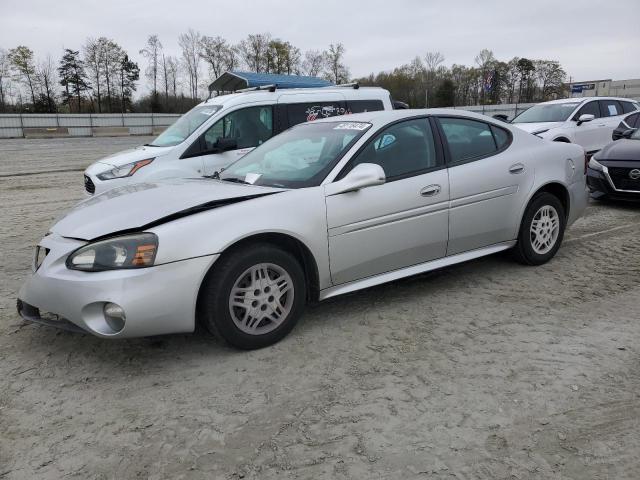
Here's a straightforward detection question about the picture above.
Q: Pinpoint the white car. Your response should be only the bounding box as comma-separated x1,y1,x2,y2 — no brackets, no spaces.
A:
511,97,640,155
84,86,392,196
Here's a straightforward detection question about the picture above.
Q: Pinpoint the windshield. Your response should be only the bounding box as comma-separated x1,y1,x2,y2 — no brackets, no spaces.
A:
512,103,581,123
148,105,222,147
220,121,371,188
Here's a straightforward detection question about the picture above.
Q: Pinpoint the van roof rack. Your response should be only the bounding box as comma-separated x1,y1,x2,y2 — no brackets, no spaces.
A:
335,82,360,89
235,84,277,93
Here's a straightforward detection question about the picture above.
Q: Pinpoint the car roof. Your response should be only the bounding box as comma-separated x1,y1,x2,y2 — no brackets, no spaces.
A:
309,108,502,127
537,97,637,105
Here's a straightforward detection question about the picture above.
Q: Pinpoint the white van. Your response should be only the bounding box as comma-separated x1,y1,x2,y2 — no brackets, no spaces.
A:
84,86,393,195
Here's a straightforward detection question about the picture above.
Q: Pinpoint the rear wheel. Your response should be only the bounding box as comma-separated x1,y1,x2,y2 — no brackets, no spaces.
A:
513,192,566,265
199,244,306,349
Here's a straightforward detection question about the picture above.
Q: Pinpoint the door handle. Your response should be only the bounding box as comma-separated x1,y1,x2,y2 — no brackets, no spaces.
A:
509,163,525,174
420,184,441,197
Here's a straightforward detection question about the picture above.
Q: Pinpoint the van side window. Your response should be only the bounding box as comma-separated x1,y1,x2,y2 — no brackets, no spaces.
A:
203,106,273,151
287,102,347,126
347,100,384,114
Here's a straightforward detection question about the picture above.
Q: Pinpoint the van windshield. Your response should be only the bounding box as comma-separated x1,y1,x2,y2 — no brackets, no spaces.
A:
148,105,222,147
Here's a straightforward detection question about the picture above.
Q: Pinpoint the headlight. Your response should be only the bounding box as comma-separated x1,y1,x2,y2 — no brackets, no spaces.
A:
66,233,158,271
97,158,154,180
588,157,604,172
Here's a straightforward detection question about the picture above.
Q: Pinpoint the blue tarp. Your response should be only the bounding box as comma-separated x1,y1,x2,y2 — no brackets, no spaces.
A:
208,71,333,92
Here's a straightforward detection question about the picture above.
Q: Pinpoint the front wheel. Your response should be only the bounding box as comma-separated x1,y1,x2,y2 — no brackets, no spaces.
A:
513,192,566,265
199,244,306,349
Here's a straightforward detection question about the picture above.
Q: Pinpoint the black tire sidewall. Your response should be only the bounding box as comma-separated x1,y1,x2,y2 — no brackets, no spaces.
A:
201,244,306,349
517,193,566,265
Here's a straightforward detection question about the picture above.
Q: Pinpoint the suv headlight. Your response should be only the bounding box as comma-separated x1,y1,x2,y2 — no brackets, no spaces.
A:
588,157,604,172
66,233,158,271
97,158,154,180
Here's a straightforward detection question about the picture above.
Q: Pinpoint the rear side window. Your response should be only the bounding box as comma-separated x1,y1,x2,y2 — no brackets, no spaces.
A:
347,100,384,114
599,100,623,117
621,101,637,114
490,125,511,149
573,101,600,120
287,102,347,126
438,117,505,163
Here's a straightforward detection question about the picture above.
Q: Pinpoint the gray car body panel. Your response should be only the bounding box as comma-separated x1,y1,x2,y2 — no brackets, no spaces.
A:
19,109,588,338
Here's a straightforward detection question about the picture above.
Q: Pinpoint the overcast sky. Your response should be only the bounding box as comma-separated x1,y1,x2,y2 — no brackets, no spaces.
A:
2,0,639,89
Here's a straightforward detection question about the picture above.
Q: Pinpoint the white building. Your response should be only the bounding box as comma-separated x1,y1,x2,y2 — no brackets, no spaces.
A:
568,78,640,99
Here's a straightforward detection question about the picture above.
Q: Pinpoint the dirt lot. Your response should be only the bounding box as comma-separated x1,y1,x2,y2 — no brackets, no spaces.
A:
1,137,640,480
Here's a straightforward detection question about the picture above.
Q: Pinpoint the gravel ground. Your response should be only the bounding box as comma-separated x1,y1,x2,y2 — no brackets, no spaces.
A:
1,137,640,480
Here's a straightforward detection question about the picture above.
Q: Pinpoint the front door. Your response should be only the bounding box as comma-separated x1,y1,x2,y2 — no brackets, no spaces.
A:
572,100,604,153
326,118,449,285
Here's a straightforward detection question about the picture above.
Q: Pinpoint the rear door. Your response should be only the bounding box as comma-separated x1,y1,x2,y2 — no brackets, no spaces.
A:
436,116,535,255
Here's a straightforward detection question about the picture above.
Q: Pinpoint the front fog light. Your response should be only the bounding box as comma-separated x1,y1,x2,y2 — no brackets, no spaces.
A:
104,302,126,332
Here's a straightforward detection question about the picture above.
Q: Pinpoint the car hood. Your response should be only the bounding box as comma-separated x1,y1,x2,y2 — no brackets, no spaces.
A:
52,178,283,241
512,122,564,134
88,144,174,170
597,139,640,161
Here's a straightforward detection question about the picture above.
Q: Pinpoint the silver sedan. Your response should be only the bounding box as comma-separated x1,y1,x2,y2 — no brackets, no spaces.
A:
18,110,588,349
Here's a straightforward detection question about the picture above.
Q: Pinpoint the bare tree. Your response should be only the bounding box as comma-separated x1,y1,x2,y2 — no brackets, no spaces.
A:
140,35,162,101
423,52,444,107
8,45,37,106
0,48,10,111
323,43,349,84
302,50,324,77
36,55,57,112
83,38,104,112
179,29,202,99
200,35,231,80
165,56,179,97
238,33,271,72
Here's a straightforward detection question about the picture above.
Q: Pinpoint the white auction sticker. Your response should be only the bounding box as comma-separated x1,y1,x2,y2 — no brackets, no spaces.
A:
333,122,370,131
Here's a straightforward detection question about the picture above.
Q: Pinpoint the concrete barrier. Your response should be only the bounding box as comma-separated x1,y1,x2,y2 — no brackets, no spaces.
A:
92,126,130,137
23,127,70,139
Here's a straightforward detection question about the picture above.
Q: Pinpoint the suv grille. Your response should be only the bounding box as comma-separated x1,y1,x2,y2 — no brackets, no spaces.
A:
608,167,640,192
84,174,95,194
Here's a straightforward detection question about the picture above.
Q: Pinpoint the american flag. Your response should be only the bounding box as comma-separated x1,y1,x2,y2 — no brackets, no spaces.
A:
484,70,494,93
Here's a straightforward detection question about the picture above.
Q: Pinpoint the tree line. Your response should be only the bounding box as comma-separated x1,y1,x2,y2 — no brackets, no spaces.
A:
356,49,567,108
0,33,567,114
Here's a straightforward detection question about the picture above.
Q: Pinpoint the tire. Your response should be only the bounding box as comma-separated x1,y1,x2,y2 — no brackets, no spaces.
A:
513,192,566,266
199,243,306,349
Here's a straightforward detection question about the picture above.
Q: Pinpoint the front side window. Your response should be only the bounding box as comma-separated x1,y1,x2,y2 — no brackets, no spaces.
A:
438,117,501,163
342,118,438,180
573,101,601,120
599,100,623,117
149,105,222,147
622,113,639,129
512,103,581,123
220,121,370,188
202,106,273,151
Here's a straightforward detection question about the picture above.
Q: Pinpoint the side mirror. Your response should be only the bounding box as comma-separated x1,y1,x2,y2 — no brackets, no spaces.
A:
214,137,238,152
326,163,385,196
577,114,595,126
492,114,510,122
612,128,637,140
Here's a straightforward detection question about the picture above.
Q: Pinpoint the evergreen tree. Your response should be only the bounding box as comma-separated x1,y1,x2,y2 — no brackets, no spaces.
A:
58,49,90,113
